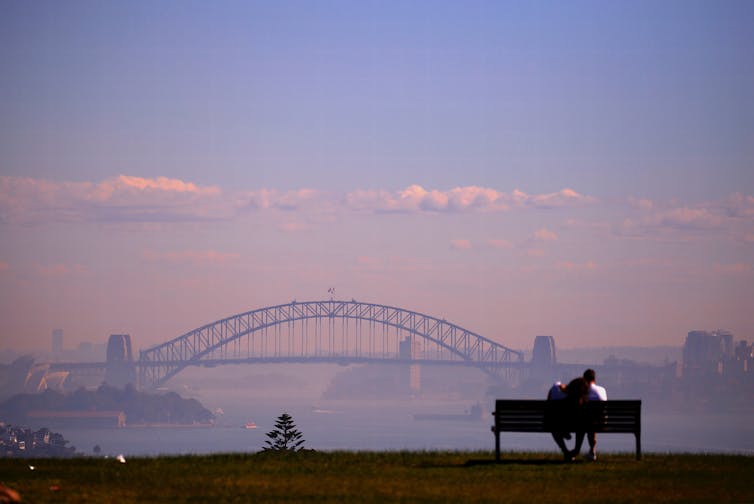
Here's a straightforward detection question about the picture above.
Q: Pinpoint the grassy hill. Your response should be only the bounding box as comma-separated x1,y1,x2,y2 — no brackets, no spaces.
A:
1,451,752,503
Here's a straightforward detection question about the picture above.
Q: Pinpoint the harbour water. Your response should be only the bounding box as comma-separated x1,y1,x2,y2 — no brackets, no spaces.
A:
59,399,754,457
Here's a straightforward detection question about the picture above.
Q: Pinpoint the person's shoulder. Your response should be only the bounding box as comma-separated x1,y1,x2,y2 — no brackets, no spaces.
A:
590,383,607,400
547,382,566,400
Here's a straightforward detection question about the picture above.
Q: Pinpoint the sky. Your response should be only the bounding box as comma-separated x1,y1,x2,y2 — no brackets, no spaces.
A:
1,0,753,354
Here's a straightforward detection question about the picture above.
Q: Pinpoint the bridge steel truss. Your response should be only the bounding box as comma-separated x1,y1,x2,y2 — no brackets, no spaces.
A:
138,300,525,389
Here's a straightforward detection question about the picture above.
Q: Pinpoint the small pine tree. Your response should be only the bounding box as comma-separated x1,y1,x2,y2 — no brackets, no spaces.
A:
263,412,305,452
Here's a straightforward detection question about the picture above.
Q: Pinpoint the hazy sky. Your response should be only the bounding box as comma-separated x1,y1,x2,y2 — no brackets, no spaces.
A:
1,1,753,353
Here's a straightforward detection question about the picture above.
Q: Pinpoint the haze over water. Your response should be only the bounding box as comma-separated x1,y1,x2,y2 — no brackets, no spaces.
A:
58,364,754,457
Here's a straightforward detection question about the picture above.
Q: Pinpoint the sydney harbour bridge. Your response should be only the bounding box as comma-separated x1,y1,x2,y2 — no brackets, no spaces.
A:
51,299,548,390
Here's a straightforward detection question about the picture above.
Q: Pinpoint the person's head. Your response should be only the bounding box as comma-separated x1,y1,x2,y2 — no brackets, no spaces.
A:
566,377,589,404
583,368,596,384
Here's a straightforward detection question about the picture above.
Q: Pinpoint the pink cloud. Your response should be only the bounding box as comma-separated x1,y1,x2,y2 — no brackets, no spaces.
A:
556,261,599,272
447,186,507,211
142,250,240,265
235,188,321,211
353,255,432,273
344,185,457,213
487,239,513,249
714,262,753,275
344,185,589,214
616,193,754,241
356,256,382,268
513,188,596,209
0,175,226,224
628,197,654,211
532,228,558,242
278,221,310,233
725,193,754,218
400,185,450,212
114,175,220,195
35,263,86,278
655,207,723,229
0,260,9,271
519,228,559,252
450,239,472,250
1,176,598,226
343,189,395,212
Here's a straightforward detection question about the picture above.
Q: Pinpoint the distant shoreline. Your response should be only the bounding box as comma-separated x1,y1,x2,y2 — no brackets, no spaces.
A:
123,422,214,429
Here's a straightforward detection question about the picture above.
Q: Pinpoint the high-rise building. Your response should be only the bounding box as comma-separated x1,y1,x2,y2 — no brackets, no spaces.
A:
51,329,63,360
683,330,734,377
715,330,734,358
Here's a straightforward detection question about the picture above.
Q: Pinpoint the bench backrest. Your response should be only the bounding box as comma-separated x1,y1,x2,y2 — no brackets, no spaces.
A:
494,399,641,433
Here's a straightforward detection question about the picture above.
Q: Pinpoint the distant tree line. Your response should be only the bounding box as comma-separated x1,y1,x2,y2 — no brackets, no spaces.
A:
0,384,214,426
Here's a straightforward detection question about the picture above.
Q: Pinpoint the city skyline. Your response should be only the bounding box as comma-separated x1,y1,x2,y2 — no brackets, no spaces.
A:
1,1,753,352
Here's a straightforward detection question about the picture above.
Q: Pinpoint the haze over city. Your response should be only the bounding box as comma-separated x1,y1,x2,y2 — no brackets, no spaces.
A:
1,1,753,355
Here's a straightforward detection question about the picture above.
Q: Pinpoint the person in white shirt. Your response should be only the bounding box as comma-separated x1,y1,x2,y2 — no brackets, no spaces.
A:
572,368,607,461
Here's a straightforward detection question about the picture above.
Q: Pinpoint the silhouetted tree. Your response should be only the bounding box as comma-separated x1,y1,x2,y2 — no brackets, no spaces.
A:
263,412,305,452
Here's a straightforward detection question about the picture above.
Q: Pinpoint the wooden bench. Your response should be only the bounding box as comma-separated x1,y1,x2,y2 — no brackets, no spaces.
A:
491,399,642,461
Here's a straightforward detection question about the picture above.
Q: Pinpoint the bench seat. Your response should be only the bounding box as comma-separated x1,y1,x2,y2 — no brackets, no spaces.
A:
492,399,641,460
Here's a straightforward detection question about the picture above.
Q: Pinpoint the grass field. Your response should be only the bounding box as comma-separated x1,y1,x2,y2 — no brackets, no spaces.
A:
2,451,753,503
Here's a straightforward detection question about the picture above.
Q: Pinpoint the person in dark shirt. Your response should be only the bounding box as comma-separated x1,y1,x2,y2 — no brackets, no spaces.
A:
547,377,589,461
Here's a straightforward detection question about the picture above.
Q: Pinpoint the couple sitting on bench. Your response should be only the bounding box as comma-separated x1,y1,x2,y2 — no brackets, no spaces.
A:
547,368,607,462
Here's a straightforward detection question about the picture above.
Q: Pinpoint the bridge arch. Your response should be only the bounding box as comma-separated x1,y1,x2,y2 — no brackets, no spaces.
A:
138,300,524,389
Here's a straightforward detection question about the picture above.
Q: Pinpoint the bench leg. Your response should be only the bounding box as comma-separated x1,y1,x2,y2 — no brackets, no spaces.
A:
636,432,641,461
495,430,500,462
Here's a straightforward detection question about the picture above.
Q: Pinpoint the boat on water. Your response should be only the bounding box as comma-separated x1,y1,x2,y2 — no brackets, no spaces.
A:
243,422,257,429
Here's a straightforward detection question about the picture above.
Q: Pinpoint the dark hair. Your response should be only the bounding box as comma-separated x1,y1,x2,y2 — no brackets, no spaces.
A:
566,377,589,405
583,369,596,383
